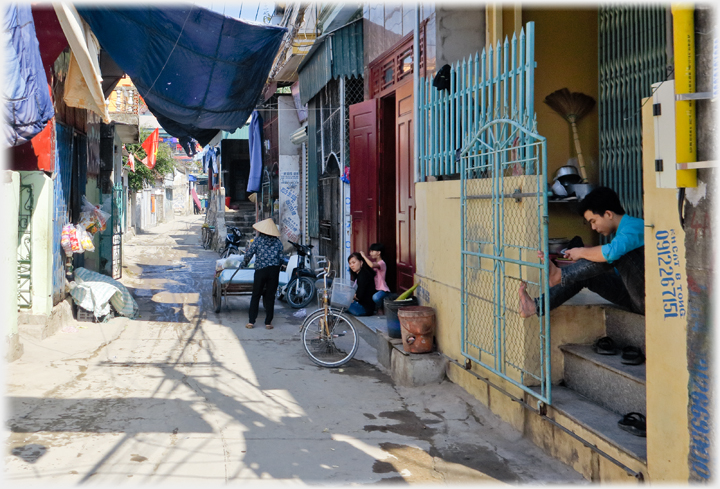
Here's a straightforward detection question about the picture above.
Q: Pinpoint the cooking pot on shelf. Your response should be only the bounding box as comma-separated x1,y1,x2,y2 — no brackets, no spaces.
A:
551,180,568,197
553,165,583,185
549,238,570,255
569,183,596,201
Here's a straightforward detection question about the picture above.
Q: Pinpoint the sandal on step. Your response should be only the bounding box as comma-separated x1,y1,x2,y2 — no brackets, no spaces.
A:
618,412,646,437
621,346,645,365
592,336,618,355
246,323,254,329
265,324,273,330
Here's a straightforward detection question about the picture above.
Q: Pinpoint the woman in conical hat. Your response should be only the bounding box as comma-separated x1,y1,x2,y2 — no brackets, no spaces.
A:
239,218,283,329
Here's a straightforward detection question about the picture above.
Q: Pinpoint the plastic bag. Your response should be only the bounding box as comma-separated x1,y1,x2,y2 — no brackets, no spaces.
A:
96,199,111,232
61,224,80,255
76,224,95,252
80,196,111,233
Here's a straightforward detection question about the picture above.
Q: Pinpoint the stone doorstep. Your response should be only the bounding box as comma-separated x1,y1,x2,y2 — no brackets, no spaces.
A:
543,385,648,466
350,314,447,387
560,344,646,417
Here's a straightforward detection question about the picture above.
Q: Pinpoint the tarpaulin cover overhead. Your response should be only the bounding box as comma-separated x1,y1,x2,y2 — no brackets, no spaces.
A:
77,5,286,146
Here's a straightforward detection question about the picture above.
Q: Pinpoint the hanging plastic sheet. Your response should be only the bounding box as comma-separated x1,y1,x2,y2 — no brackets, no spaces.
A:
77,5,286,146
53,3,110,122
3,3,55,147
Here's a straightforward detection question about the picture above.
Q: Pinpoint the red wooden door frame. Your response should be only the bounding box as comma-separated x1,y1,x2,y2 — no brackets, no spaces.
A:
395,81,415,292
349,99,380,256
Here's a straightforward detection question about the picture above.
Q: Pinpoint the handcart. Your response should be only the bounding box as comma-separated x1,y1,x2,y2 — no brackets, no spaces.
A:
212,266,256,313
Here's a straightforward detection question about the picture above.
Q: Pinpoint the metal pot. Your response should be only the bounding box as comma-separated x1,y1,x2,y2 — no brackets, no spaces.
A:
570,183,596,200
549,238,570,254
553,165,582,185
551,180,568,197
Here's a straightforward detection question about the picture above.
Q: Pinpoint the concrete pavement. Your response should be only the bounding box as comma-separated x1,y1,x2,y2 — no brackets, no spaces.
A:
4,214,586,485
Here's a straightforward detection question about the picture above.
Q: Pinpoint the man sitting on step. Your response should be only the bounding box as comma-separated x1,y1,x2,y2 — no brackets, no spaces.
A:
519,186,645,318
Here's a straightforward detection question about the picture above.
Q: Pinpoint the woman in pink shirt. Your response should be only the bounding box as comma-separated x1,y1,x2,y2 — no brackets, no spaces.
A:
361,243,391,315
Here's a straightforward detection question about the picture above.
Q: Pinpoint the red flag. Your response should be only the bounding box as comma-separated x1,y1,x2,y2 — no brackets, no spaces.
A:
141,128,159,169
128,153,135,172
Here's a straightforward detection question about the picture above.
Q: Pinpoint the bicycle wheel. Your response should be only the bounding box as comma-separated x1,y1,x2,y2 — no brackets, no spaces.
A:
302,308,358,367
286,276,315,309
212,278,222,313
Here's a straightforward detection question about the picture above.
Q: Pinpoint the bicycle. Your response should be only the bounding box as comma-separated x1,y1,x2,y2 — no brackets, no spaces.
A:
201,223,215,250
299,260,359,368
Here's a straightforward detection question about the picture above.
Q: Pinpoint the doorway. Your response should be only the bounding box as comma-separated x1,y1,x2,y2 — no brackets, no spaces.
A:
319,154,341,271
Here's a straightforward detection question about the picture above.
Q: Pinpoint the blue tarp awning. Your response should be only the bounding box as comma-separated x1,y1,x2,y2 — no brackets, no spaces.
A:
77,5,286,146
187,174,197,182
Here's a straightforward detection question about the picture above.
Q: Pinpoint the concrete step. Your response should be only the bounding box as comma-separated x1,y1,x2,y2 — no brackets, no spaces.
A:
547,385,647,464
604,308,645,351
560,344,646,416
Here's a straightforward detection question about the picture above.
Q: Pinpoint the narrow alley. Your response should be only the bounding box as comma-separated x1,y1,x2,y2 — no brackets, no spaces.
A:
5,215,585,485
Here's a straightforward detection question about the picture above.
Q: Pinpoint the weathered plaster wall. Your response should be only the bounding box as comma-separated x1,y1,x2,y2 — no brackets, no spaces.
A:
18,172,54,317
684,5,716,482
435,7,485,69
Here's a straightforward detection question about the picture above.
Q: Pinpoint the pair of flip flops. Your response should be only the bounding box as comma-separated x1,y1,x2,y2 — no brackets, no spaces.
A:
592,337,645,365
618,412,646,437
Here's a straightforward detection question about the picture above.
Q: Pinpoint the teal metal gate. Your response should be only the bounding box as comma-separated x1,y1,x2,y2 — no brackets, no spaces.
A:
112,184,123,279
418,22,551,404
460,121,550,404
17,182,33,309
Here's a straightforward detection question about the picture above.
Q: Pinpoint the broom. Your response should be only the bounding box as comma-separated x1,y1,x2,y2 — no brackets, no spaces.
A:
543,88,596,182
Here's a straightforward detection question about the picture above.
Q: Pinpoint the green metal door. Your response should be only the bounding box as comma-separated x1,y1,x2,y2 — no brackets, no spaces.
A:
599,6,667,218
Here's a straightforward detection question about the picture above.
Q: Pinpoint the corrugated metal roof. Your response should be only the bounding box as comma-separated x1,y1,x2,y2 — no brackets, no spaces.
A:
298,18,363,105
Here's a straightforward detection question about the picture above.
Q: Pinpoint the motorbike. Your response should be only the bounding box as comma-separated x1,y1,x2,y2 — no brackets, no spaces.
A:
278,240,327,309
220,226,246,258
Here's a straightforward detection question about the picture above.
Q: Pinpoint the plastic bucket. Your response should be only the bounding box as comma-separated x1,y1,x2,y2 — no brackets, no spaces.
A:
225,197,231,207
398,306,436,353
384,295,418,338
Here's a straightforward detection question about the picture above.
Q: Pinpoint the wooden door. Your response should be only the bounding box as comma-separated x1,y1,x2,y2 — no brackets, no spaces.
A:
395,81,415,291
349,99,379,254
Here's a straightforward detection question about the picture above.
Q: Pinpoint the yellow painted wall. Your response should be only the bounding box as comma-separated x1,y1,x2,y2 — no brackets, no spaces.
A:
523,8,599,248
18,172,54,316
641,100,690,481
3,171,20,336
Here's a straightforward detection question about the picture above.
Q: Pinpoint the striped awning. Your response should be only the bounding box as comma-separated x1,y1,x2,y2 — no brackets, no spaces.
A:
298,18,363,105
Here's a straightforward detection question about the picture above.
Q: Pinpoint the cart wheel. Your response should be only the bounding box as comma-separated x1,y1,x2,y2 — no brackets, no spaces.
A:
213,279,222,313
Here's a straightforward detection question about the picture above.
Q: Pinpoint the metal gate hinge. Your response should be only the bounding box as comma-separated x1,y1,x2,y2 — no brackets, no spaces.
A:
655,159,663,172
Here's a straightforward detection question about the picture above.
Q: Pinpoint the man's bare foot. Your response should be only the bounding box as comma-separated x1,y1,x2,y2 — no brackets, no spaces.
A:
538,250,562,287
518,282,537,318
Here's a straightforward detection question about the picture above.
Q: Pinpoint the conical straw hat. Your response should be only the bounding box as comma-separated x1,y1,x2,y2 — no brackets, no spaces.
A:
247,192,257,203
253,218,280,237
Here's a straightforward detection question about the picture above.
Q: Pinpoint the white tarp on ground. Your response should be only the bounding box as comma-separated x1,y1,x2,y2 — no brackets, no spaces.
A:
70,267,138,319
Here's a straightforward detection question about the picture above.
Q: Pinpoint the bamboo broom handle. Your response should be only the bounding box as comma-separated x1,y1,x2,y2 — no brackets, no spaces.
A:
570,121,588,182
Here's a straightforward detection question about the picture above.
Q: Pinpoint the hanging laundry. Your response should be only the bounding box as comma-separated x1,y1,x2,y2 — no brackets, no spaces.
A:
3,3,55,147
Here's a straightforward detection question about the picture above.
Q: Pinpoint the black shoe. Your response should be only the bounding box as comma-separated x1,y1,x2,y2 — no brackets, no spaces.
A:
618,412,646,437
621,346,645,365
592,336,618,355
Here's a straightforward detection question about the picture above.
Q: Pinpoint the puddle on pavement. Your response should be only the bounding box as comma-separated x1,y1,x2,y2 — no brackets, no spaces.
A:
364,410,436,443
330,361,392,383
371,441,520,483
